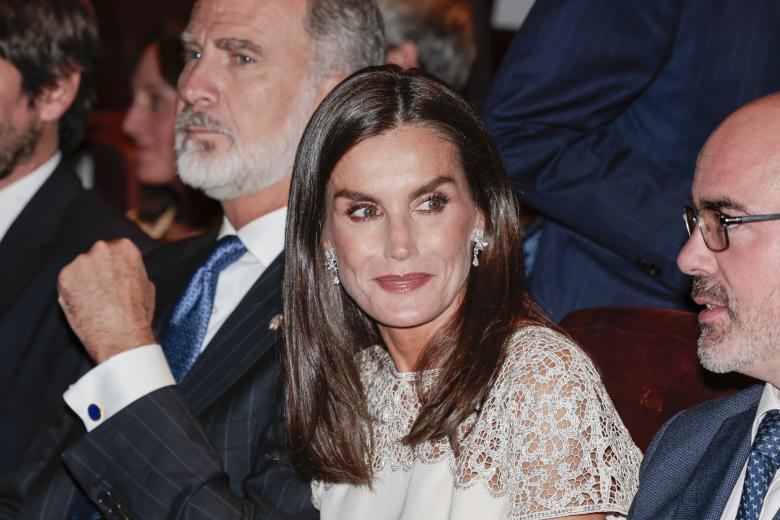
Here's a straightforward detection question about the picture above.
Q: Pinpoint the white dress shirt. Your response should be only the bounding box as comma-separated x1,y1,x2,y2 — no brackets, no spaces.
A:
64,207,287,431
720,383,780,519
0,151,61,242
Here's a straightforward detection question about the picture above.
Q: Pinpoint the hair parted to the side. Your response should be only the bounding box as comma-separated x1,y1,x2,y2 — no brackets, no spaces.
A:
305,0,387,80
283,64,553,485
0,0,99,151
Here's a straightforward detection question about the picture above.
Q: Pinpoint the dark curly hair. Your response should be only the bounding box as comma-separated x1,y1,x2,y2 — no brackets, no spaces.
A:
0,0,99,151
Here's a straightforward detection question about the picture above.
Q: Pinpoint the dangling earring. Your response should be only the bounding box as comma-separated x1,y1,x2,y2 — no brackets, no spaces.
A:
324,250,340,285
472,230,488,267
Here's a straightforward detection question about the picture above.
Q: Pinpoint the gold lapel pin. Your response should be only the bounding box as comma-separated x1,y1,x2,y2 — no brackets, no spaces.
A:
268,314,284,331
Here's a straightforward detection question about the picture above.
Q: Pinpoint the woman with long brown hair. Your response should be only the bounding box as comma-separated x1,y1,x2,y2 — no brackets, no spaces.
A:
282,65,640,519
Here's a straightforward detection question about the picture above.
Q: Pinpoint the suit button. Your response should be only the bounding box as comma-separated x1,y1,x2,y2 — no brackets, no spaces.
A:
635,258,661,277
97,490,112,506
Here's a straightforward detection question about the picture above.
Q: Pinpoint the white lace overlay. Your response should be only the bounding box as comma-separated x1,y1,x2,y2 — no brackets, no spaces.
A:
313,325,641,519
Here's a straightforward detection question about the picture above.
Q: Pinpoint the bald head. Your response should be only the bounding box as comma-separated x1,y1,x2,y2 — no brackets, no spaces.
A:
697,93,780,194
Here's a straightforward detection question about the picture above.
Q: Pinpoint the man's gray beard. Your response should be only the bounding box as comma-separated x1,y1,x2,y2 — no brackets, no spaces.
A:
174,84,316,202
0,119,40,180
175,135,293,201
694,276,780,374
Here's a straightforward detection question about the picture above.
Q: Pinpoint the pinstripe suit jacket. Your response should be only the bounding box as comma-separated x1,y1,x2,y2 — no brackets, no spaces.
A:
0,233,316,519
483,0,780,322
628,384,780,520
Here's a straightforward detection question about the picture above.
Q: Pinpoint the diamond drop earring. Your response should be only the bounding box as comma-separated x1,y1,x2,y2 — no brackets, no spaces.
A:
472,230,488,267
324,250,340,285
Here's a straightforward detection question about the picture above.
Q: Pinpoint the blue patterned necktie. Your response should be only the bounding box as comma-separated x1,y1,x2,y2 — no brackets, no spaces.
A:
160,235,247,382
736,409,780,520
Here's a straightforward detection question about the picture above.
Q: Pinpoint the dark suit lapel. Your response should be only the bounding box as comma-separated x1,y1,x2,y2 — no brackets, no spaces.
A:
0,160,80,316
674,405,756,520
179,253,284,414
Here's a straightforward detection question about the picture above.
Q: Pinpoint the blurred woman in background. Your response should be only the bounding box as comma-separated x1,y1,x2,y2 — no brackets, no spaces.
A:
123,22,221,241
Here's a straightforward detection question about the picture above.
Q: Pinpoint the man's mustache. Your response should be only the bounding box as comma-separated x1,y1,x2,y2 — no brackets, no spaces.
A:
175,107,233,139
691,276,729,306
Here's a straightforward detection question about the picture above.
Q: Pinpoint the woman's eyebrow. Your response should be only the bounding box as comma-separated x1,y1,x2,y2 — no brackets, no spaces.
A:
409,176,454,201
332,189,379,204
332,176,455,204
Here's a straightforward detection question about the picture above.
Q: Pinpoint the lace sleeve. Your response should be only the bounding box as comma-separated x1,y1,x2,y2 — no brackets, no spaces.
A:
502,327,641,519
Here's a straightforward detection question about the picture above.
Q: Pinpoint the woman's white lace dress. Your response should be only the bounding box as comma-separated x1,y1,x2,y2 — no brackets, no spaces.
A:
312,325,642,519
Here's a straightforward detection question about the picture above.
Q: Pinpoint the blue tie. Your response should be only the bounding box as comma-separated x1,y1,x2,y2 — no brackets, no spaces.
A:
160,235,247,382
736,409,780,520
70,236,247,520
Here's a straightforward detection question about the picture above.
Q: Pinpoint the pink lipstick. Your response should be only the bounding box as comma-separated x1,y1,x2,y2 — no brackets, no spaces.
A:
374,273,432,293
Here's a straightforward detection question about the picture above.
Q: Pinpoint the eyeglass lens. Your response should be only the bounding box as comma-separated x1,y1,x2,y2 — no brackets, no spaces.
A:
684,207,728,252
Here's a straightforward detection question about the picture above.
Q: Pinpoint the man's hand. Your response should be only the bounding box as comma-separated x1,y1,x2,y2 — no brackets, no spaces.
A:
58,238,157,364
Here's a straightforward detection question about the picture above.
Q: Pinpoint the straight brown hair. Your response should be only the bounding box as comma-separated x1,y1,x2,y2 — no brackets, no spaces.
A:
283,65,552,485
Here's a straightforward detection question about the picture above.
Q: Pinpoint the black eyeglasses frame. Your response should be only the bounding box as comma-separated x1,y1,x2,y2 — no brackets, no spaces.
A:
683,206,780,252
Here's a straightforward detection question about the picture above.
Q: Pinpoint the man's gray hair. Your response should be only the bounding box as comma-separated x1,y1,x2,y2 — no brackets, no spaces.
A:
305,0,387,78
378,0,475,90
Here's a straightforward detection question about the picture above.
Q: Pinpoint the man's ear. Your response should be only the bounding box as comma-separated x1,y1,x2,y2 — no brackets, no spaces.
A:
386,41,419,70
313,73,343,108
36,70,81,123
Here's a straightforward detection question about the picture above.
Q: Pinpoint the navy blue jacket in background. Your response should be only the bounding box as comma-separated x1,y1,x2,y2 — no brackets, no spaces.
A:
483,0,780,321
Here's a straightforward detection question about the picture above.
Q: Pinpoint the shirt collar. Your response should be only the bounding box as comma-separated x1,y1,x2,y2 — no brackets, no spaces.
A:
218,206,287,268
751,383,780,439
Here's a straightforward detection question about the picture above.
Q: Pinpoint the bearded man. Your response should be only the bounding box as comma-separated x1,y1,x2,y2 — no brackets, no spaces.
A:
630,93,780,520
0,0,148,481
0,0,385,517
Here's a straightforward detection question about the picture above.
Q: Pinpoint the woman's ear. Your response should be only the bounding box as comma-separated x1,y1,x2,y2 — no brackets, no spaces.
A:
473,209,487,238
322,236,335,252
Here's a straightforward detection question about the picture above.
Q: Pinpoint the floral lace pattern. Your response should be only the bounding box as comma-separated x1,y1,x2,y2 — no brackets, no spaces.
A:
314,325,641,519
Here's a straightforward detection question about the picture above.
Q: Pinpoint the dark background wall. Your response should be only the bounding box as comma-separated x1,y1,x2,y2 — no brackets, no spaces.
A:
92,0,194,110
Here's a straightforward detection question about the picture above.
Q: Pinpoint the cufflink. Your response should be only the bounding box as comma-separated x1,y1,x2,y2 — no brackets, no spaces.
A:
268,314,284,331
87,403,103,422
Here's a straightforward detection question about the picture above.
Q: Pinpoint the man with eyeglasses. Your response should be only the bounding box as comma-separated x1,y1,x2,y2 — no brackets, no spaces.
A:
630,93,780,519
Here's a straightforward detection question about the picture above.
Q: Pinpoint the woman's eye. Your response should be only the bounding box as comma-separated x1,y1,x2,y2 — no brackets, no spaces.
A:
149,93,163,111
349,204,381,220
417,194,449,213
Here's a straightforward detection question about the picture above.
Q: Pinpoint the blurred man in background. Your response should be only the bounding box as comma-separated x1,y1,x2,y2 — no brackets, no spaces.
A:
0,0,147,481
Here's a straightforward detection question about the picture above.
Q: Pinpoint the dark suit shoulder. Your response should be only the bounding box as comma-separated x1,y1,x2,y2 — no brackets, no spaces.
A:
656,384,763,440
143,231,217,278
65,188,151,250
629,385,762,519
644,385,762,467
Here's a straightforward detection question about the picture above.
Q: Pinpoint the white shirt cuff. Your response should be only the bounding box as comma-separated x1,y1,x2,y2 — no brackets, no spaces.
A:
63,344,176,431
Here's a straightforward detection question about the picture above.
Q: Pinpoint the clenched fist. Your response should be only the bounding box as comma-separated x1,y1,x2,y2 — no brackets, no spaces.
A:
58,238,157,364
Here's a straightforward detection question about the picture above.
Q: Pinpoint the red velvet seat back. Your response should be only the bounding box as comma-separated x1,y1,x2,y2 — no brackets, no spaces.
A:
559,307,755,451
